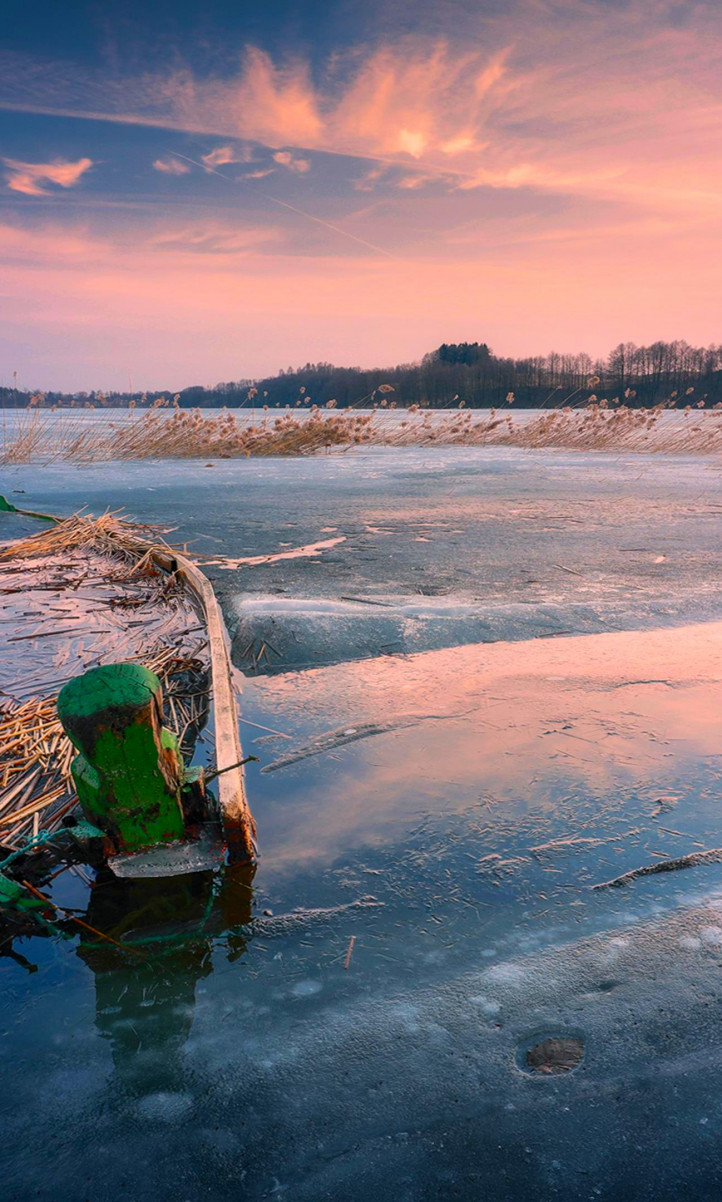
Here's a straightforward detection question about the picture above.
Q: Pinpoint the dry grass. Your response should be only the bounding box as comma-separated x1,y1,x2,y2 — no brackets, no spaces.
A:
0,513,210,847
0,647,207,849
0,406,377,462
3,401,722,463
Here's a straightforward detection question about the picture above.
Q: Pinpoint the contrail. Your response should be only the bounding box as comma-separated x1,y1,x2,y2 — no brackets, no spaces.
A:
168,150,397,258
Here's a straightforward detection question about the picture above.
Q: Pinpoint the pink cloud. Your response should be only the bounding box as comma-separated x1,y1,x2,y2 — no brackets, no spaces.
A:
3,156,93,196
327,42,512,163
0,2,718,224
2,7,719,224
273,150,310,173
152,156,190,175
354,167,385,192
232,46,323,147
148,222,280,254
201,144,256,168
0,39,510,163
396,173,437,190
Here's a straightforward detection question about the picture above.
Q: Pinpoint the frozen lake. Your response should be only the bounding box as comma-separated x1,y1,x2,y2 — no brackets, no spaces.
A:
3,445,722,1199
7,443,722,662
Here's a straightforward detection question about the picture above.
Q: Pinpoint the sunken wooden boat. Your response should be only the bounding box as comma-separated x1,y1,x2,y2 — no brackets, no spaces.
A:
0,500,255,904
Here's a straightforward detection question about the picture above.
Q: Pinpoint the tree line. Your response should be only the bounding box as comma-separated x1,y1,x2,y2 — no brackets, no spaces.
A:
4,339,722,409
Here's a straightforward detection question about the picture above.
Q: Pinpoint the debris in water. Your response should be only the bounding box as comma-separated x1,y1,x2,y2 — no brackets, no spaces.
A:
593,847,722,889
477,853,529,877
344,935,356,970
260,719,414,771
522,1036,585,1075
651,795,680,816
530,829,639,859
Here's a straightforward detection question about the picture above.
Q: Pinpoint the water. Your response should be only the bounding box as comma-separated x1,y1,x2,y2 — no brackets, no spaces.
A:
3,446,722,1198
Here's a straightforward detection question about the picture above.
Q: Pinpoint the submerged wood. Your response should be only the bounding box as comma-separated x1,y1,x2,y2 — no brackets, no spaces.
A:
593,847,722,889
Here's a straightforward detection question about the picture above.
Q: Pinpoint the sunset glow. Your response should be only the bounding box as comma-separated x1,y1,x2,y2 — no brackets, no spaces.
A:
1,0,721,390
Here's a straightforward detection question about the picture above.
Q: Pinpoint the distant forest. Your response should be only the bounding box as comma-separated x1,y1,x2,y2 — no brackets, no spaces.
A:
4,339,722,410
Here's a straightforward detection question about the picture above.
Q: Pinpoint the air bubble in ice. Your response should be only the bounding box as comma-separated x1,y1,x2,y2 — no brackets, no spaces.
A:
137,1092,194,1123
291,979,322,997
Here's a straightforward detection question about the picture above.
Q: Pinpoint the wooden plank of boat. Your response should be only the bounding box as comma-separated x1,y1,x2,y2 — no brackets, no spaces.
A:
147,544,256,862
0,495,54,521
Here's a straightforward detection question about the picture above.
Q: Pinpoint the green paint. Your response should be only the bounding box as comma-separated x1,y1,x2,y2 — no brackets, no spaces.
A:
58,662,160,730
0,872,47,913
58,663,186,854
0,494,53,521
65,818,107,842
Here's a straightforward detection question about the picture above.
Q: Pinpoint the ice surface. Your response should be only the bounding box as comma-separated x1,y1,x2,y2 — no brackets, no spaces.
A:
4,446,722,1199
5,618,722,1197
8,446,722,666
230,589,722,671
9,897,722,1198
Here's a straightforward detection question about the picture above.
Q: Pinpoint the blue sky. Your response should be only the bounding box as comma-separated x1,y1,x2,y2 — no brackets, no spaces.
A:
1,0,721,391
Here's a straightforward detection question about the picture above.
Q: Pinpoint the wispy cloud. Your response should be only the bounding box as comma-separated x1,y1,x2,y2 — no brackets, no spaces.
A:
201,144,256,168
149,223,280,254
354,167,385,192
273,150,310,173
3,157,93,196
0,38,511,163
2,1,722,389
327,42,513,163
153,156,190,175
1,1,721,220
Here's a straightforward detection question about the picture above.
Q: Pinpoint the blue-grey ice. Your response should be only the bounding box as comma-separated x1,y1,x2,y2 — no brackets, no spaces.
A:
4,443,722,1199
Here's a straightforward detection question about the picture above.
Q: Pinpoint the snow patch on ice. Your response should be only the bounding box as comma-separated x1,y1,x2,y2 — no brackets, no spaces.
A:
700,926,722,947
469,994,502,1015
486,963,526,987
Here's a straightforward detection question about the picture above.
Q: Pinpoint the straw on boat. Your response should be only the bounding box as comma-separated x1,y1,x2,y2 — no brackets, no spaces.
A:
0,512,254,855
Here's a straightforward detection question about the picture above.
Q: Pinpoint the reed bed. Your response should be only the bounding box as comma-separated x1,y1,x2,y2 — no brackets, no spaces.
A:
0,509,174,563
3,402,722,463
0,514,210,847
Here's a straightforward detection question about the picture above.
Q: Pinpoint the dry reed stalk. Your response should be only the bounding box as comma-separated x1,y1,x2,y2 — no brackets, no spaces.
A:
0,514,211,847
5,403,721,462
344,935,356,970
0,648,208,848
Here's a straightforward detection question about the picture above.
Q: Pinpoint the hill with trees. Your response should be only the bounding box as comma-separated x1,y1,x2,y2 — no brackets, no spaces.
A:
3,339,722,410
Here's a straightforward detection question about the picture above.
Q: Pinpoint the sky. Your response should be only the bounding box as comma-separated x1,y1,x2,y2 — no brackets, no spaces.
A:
1,0,721,391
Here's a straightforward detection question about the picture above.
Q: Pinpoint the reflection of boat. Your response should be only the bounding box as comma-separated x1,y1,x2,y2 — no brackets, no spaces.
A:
75,860,255,1090
1,854,256,1093
0,499,256,935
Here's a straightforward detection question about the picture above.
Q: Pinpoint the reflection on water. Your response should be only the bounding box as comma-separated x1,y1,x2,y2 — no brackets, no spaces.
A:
4,621,722,1199
75,866,254,1092
244,618,722,884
